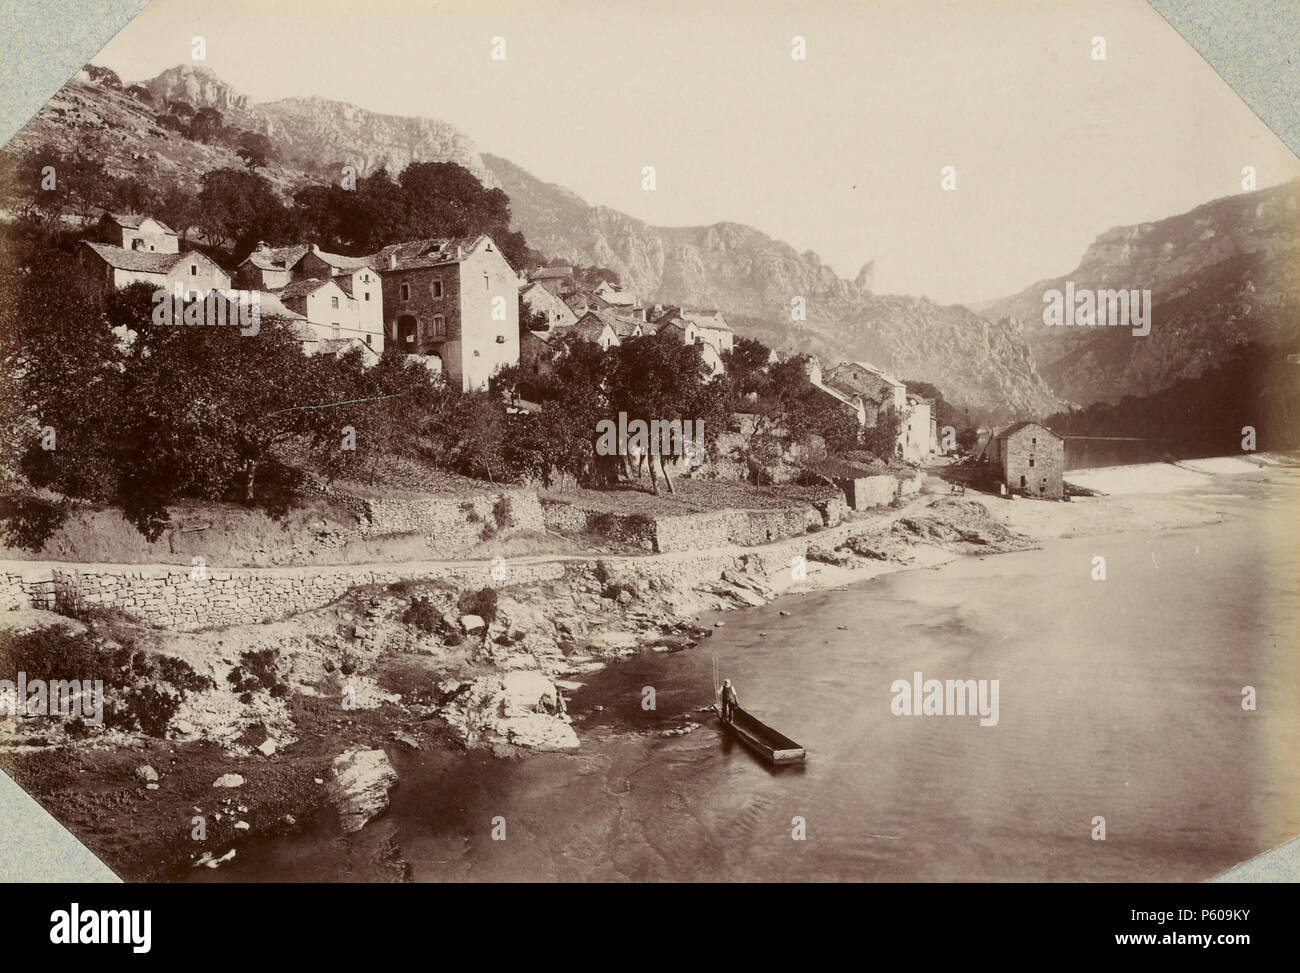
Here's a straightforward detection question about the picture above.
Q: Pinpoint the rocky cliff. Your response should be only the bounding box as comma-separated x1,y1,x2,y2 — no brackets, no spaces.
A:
485,154,1059,419
972,181,1300,406
145,65,495,185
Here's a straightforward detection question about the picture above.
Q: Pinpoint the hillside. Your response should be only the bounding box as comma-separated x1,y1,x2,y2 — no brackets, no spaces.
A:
485,153,1059,420
1,63,1060,419
971,181,1300,406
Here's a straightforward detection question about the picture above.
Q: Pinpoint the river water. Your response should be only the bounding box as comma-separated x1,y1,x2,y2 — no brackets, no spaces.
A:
194,470,1300,882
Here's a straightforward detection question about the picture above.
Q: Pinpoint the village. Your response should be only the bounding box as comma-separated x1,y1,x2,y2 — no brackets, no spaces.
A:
74,208,1067,500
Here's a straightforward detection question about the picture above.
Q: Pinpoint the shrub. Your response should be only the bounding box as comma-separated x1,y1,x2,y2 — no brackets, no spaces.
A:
402,596,441,634
492,494,513,530
227,648,289,701
456,587,498,625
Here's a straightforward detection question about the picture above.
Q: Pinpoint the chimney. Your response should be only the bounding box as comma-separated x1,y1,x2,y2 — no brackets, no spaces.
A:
255,241,269,252
388,252,397,270
311,243,320,253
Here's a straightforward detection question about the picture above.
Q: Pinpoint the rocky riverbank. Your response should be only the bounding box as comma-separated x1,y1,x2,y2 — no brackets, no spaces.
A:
0,481,1232,880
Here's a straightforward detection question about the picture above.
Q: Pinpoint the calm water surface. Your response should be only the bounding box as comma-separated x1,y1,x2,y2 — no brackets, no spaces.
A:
194,471,1300,882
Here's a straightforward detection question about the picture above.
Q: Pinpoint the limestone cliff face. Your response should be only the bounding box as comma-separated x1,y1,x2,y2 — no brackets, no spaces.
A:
145,66,495,185
972,181,1300,406
146,65,251,113
486,153,1059,419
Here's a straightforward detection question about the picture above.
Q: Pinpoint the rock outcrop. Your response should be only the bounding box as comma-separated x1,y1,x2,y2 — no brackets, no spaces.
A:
328,748,398,834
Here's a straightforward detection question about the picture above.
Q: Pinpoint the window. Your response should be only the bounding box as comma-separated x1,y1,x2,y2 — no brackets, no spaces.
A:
484,273,490,291
362,273,371,283
432,314,445,337
432,279,443,298
364,292,370,301
401,284,410,301
1029,456,1035,468
365,334,372,346
1020,475,1026,488
332,323,340,339
1031,436,1037,445
330,297,339,309
190,265,198,276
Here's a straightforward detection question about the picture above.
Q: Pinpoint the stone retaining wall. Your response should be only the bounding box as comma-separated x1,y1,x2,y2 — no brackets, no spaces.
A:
0,509,878,632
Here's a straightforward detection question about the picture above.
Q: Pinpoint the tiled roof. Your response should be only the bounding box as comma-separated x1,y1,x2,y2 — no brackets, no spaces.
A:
107,213,177,234
82,241,186,274
994,420,1059,441
254,292,307,321
833,361,905,388
563,290,611,312
313,250,375,271
529,266,572,279
274,278,337,301
583,309,642,338
243,244,310,272
317,337,380,361
364,236,487,271
678,309,732,332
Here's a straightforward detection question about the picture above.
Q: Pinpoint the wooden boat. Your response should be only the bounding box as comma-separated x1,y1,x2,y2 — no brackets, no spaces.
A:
715,704,806,764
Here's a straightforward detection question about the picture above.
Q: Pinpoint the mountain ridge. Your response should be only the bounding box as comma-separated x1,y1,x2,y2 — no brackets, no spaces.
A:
5,63,1064,418
970,180,1300,406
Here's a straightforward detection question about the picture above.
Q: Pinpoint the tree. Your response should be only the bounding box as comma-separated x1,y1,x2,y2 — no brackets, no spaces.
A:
861,404,903,462
157,183,201,244
722,335,773,401
84,64,122,88
235,131,274,170
198,167,289,252
606,335,726,493
189,107,224,144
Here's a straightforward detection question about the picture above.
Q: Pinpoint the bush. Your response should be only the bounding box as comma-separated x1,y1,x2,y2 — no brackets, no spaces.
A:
456,587,498,625
402,596,441,634
0,627,210,737
227,648,289,701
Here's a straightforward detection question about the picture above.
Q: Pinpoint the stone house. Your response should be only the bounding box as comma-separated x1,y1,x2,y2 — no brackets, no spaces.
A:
594,280,637,309
657,306,735,356
527,266,572,297
521,280,578,330
235,243,310,291
649,312,728,376
564,290,614,315
989,421,1064,498
365,235,521,392
803,357,867,425
823,361,907,424
235,242,385,352
569,311,622,350
274,277,384,354
79,241,230,298
95,213,179,253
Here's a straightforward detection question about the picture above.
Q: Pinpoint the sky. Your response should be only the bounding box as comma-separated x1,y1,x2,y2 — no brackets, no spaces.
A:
93,0,1300,304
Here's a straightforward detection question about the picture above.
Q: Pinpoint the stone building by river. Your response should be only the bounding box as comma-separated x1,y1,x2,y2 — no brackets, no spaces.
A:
988,420,1064,498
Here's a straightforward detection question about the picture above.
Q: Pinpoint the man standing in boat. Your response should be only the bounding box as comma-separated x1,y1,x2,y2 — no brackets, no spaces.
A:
720,679,739,723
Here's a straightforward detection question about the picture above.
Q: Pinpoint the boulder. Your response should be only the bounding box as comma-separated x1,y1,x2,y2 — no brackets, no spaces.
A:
460,614,485,634
256,739,277,757
135,764,159,783
328,748,398,834
212,773,244,788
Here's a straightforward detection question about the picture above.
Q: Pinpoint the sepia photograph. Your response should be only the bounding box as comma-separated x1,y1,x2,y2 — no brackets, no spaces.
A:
0,0,1296,948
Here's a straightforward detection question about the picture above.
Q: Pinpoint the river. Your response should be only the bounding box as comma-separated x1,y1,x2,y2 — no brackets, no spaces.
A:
191,471,1300,882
